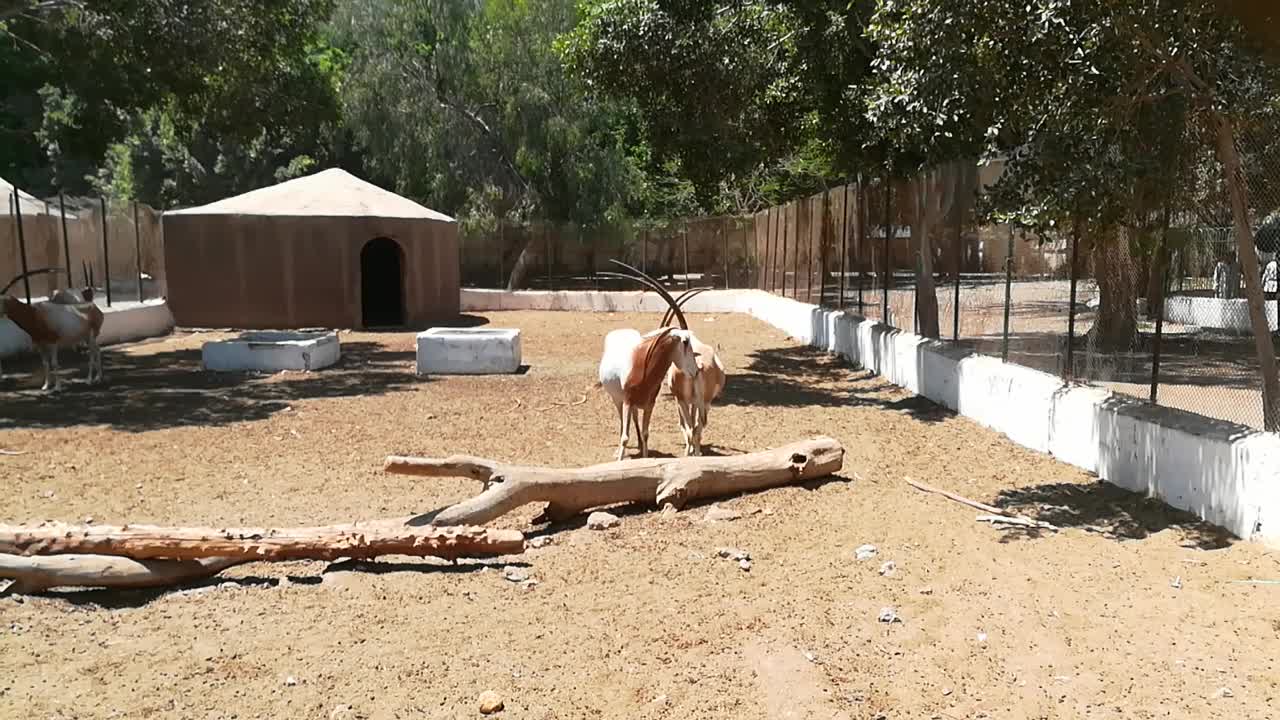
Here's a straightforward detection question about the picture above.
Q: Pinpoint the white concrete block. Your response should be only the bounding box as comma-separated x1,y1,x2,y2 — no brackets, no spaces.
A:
202,330,340,372
417,327,522,375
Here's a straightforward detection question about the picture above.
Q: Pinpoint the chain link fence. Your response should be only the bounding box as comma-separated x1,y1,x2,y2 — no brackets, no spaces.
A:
456,159,1278,433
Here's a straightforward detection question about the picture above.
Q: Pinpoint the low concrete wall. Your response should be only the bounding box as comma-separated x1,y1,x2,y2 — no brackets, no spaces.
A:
0,299,175,357
1165,295,1279,333
462,288,1280,542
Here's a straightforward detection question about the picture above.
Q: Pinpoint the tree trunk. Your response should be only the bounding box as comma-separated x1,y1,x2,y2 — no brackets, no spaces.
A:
1215,112,1280,431
0,520,525,562
1090,226,1140,351
0,554,245,594
506,236,537,290
384,437,845,526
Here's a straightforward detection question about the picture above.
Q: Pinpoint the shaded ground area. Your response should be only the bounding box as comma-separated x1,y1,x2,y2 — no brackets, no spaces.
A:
1,311,1276,720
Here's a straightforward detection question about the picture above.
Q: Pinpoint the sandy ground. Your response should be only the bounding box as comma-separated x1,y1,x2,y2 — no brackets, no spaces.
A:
1,310,1278,720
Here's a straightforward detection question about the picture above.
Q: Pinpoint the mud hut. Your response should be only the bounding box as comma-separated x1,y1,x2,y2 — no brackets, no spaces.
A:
163,169,458,329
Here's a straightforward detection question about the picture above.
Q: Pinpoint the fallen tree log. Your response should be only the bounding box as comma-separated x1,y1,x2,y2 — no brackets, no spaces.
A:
0,521,525,562
0,554,246,594
384,436,844,526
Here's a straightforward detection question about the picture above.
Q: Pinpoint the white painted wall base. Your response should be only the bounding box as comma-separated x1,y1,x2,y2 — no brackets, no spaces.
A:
416,327,522,375
202,331,340,372
461,288,1280,542
0,299,175,358
1165,294,1279,333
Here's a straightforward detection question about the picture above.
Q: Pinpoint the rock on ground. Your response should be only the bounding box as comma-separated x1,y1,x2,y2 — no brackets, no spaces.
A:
478,690,504,714
587,511,620,530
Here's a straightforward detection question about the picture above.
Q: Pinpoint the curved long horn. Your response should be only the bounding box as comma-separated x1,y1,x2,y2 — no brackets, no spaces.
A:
661,286,713,328
606,259,688,330
0,267,64,296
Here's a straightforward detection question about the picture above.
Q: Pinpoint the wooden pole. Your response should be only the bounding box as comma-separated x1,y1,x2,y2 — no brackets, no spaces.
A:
385,437,845,527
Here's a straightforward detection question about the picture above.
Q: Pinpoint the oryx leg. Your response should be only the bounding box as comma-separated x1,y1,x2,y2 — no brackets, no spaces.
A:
638,404,652,458
616,400,632,461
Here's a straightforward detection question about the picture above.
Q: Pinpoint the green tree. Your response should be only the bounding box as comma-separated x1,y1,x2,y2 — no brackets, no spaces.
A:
332,0,642,287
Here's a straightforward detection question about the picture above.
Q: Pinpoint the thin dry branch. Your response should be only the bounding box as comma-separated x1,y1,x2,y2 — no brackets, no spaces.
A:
906,477,1056,531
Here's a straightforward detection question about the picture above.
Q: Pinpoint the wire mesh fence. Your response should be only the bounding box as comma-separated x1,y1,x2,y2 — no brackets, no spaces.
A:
455,163,1277,433
3,185,165,306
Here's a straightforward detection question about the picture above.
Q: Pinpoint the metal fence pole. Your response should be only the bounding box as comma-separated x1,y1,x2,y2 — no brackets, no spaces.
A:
780,204,790,296
952,205,963,341
497,221,505,289
818,190,830,307
101,197,112,306
838,183,850,311
766,206,777,293
1150,211,1172,404
788,198,798,297
59,193,71,282
544,223,551,289
809,196,819,304
133,201,144,301
882,179,891,324
857,181,865,312
12,190,31,302
641,227,648,276
682,223,691,291
1001,224,1014,362
722,222,730,289
1066,213,1082,380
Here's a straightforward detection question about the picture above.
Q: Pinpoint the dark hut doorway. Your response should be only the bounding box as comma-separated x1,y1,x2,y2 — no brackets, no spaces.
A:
360,237,405,328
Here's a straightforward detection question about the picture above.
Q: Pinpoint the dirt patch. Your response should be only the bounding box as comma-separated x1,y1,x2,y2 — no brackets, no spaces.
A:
1,310,1276,719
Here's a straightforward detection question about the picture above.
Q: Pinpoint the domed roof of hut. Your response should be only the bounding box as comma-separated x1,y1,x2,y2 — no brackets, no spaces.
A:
165,168,455,222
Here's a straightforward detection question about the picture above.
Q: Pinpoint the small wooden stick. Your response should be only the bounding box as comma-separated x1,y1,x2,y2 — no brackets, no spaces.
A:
0,554,246,594
0,449,27,456
976,514,1057,530
904,477,1011,516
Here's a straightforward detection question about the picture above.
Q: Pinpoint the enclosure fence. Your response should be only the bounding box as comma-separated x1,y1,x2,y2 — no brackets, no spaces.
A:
460,165,1279,433
4,189,165,305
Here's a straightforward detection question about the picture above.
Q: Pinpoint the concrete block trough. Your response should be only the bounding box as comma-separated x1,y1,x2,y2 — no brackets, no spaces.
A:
416,327,521,375
202,330,340,372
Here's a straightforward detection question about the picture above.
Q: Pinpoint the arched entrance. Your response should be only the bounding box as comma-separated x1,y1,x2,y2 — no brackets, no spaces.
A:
360,237,404,327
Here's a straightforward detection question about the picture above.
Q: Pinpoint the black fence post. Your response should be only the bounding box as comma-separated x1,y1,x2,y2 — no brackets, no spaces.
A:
1001,224,1014,362
857,181,865,313
544,223,551,289
952,205,963,342
12,189,31,302
101,197,112,307
1066,212,1082,380
838,183,850,311
766,206,777,293
882,179,892,324
722,222,730,290
818,190,830,307
794,200,803,300
133,201,144,301
780,204,790,297
497,221,505,289
682,223,691,291
808,196,819,304
1150,210,1172,404
641,227,648,276
59,193,71,282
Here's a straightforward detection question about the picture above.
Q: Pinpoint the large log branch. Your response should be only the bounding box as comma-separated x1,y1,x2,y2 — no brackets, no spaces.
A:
0,554,246,594
0,520,525,562
385,436,845,526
